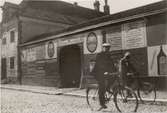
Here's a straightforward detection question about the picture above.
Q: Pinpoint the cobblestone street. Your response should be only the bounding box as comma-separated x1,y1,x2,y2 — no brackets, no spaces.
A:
1,89,167,113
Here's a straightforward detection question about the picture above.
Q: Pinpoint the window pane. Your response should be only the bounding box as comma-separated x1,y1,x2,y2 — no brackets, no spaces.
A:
2,38,6,45
10,31,15,42
10,57,15,69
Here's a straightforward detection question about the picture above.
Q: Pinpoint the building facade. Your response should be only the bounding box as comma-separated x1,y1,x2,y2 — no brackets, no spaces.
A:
0,1,105,83
20,1,167,89
0,15,19,82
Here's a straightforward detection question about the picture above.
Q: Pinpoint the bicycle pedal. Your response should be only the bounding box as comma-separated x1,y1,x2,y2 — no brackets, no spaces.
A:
105,98,109,101
144,91,149,95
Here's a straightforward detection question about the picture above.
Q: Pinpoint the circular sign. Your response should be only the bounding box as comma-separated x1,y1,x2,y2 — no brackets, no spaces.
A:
47,41,55,58
86,32,98,53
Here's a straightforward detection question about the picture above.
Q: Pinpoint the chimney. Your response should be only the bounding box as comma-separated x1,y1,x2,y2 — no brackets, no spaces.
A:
94,0,100,12
74,2,78,6
104,0,110,14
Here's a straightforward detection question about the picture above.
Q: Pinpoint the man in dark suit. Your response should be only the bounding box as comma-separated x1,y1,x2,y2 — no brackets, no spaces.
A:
92,43,116,110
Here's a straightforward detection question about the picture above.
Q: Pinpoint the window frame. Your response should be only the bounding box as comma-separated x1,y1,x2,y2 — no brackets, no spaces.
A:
10,30,15,43
10,57,15,69
2,37,6,45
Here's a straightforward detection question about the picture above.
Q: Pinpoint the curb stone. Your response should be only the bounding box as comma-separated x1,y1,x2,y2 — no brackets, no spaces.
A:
1,85,167,105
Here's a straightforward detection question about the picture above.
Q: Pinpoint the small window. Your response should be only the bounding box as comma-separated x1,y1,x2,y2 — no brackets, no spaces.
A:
2,38,6,45
10,30,15,43
10,57,15,69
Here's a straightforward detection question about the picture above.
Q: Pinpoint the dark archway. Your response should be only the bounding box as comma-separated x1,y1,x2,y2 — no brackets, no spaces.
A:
59,44,81,88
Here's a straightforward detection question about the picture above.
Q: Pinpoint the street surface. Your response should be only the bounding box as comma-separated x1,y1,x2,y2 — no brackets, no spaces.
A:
1,89,167,113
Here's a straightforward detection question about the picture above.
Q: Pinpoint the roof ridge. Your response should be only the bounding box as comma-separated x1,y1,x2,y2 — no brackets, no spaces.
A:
1,2,19,8
20,0,104,14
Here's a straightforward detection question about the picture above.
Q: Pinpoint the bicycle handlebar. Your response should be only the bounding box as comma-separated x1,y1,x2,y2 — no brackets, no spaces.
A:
104,72,120,79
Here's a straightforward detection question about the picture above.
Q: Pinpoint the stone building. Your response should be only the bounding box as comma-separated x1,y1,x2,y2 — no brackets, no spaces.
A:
0,0,105,83
20,1,167,89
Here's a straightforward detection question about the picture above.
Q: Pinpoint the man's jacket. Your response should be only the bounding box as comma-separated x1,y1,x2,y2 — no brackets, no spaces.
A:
92,51,116,80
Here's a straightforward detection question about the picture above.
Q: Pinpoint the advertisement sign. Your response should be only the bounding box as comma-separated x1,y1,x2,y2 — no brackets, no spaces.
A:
148,44,167,76
86,32,98,53
84,30,102,54
122,20,147,49
22,41,57,62
21,50,27,62
36,45,46,60
47,41,55,58
58,35,83,47
46,41,57,59
89,60,96,73
26,47,36,62
106,25,122,51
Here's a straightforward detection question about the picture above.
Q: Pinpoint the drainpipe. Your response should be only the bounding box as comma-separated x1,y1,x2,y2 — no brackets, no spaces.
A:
17,11,22,85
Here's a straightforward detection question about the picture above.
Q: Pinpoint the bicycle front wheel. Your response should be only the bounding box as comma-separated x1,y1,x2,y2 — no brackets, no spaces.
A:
86,87,99,111
114,86,138,113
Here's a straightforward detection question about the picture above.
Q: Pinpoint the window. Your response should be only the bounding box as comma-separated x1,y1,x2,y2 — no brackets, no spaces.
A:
10,57,15,69
10,30,15,42
2,38,6,45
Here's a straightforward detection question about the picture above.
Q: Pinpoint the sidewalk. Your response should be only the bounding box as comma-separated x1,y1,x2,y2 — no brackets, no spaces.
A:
1,84,167,103
0,84,80,95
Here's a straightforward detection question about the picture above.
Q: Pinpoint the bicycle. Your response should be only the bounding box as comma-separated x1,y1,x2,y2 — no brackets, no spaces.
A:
119,51,156,104
86,72,139,112
127,74,156,103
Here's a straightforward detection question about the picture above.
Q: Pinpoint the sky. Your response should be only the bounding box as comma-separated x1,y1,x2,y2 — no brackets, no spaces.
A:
0,0,163,22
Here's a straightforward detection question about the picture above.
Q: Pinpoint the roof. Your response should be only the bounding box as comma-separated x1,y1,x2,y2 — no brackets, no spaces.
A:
1,2,19,9
62,0,166,32
1,1,105,25
21,0,166,46
19,1,105,20
20,8,89,25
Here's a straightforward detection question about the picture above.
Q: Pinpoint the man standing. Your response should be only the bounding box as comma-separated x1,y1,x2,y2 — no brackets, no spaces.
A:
92,43,116,110
120,52,138,88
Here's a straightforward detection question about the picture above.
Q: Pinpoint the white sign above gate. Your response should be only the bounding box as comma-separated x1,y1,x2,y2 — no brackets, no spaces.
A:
58,37,83,47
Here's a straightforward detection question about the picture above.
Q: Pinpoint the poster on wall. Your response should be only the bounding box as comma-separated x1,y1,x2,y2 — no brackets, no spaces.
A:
148,44,167,76
21,50,27,62
122,20,147,49
84,30,102,54
106,25,122,51
36,45,46,60
45,40,57,59
26,47,36,62
86,32,98,53
22,42,57,62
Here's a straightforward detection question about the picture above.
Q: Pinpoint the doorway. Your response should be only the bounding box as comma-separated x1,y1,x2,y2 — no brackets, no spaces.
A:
59,44,81,88
1,58,7,80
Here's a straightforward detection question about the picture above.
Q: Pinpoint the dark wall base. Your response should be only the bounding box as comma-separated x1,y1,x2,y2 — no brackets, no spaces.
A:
22,76,61,87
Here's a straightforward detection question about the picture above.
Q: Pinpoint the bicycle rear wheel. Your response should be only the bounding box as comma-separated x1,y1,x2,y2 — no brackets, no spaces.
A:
114,86,138,113
86,87,99,111
138,82,156,103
